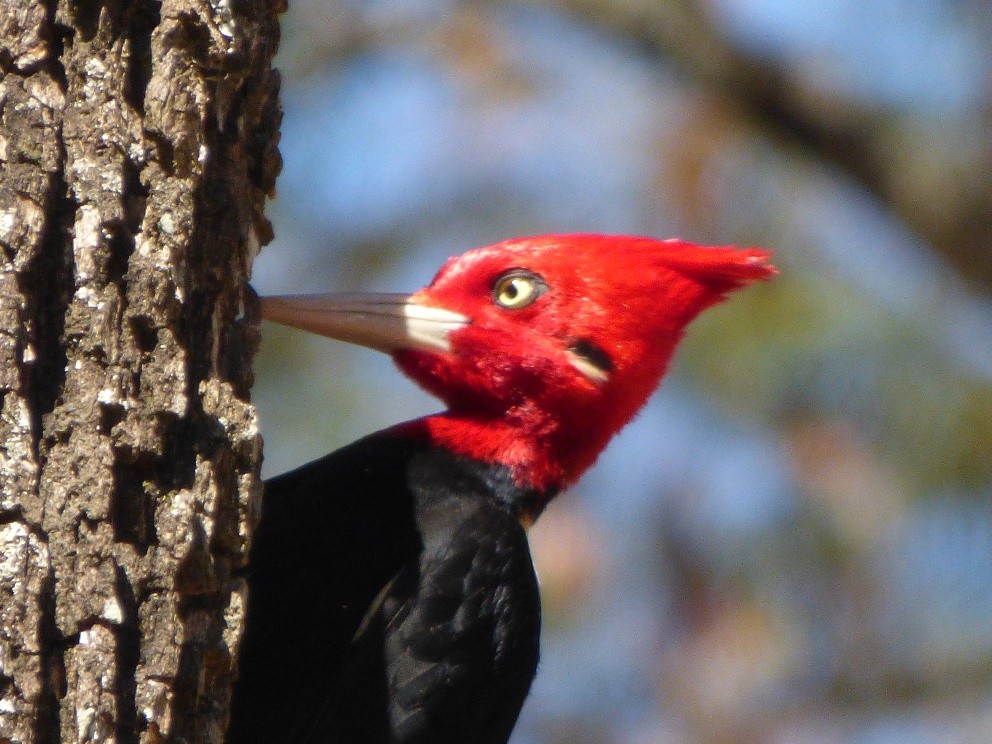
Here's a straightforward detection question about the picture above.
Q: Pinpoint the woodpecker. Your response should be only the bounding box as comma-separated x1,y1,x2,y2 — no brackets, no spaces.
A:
228,234,775,744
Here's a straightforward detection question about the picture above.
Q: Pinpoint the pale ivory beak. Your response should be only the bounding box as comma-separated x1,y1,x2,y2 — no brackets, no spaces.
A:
260,293,471,354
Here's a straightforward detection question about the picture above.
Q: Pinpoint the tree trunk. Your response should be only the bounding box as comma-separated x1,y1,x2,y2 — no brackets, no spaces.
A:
0,0,280,739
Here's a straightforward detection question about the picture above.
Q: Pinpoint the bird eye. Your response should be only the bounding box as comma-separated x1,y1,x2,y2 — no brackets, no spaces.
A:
492,271,546,309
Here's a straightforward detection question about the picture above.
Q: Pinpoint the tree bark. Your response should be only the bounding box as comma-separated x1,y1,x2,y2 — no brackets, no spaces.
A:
0,0,280,739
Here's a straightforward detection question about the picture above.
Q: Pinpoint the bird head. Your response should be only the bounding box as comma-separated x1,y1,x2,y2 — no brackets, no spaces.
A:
262,234,775,498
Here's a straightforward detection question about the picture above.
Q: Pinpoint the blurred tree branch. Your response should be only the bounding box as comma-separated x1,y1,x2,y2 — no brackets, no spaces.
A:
531,0,992,293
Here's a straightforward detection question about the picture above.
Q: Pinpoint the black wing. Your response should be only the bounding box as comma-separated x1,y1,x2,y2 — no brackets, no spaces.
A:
303,472,542,744
228,433,423,744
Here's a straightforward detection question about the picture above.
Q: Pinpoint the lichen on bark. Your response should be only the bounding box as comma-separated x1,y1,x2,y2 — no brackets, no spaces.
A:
0,0,281,739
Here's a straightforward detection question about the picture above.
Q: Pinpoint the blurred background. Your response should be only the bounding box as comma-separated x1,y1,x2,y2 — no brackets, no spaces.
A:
249,1,992,742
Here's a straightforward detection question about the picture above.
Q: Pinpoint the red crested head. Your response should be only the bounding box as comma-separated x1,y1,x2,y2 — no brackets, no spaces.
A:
391,234,776,499
262,234,775,510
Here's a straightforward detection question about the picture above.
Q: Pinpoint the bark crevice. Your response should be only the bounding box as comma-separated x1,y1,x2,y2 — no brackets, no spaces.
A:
24,185,72,431
112,563,141,744
121,0,160,116
110,463,158,553
34,566,63,744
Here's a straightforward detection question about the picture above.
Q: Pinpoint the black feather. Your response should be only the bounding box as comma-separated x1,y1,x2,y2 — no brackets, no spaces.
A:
228,433,547,744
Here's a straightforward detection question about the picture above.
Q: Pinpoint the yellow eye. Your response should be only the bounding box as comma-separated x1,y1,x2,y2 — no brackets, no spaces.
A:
492,271,546,309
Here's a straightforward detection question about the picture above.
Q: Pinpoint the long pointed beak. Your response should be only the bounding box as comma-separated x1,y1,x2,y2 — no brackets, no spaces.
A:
260,293,470,354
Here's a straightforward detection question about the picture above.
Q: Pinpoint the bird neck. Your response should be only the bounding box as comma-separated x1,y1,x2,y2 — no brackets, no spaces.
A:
392,405,612,509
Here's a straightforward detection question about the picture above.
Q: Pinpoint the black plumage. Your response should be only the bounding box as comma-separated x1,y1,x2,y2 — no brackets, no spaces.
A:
228,433,549,743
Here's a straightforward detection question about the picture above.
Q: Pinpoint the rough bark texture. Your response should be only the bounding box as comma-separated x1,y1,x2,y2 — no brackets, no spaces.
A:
0,0,281,739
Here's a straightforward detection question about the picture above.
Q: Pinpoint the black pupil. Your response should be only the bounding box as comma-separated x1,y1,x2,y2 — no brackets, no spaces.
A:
505,281,519,299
